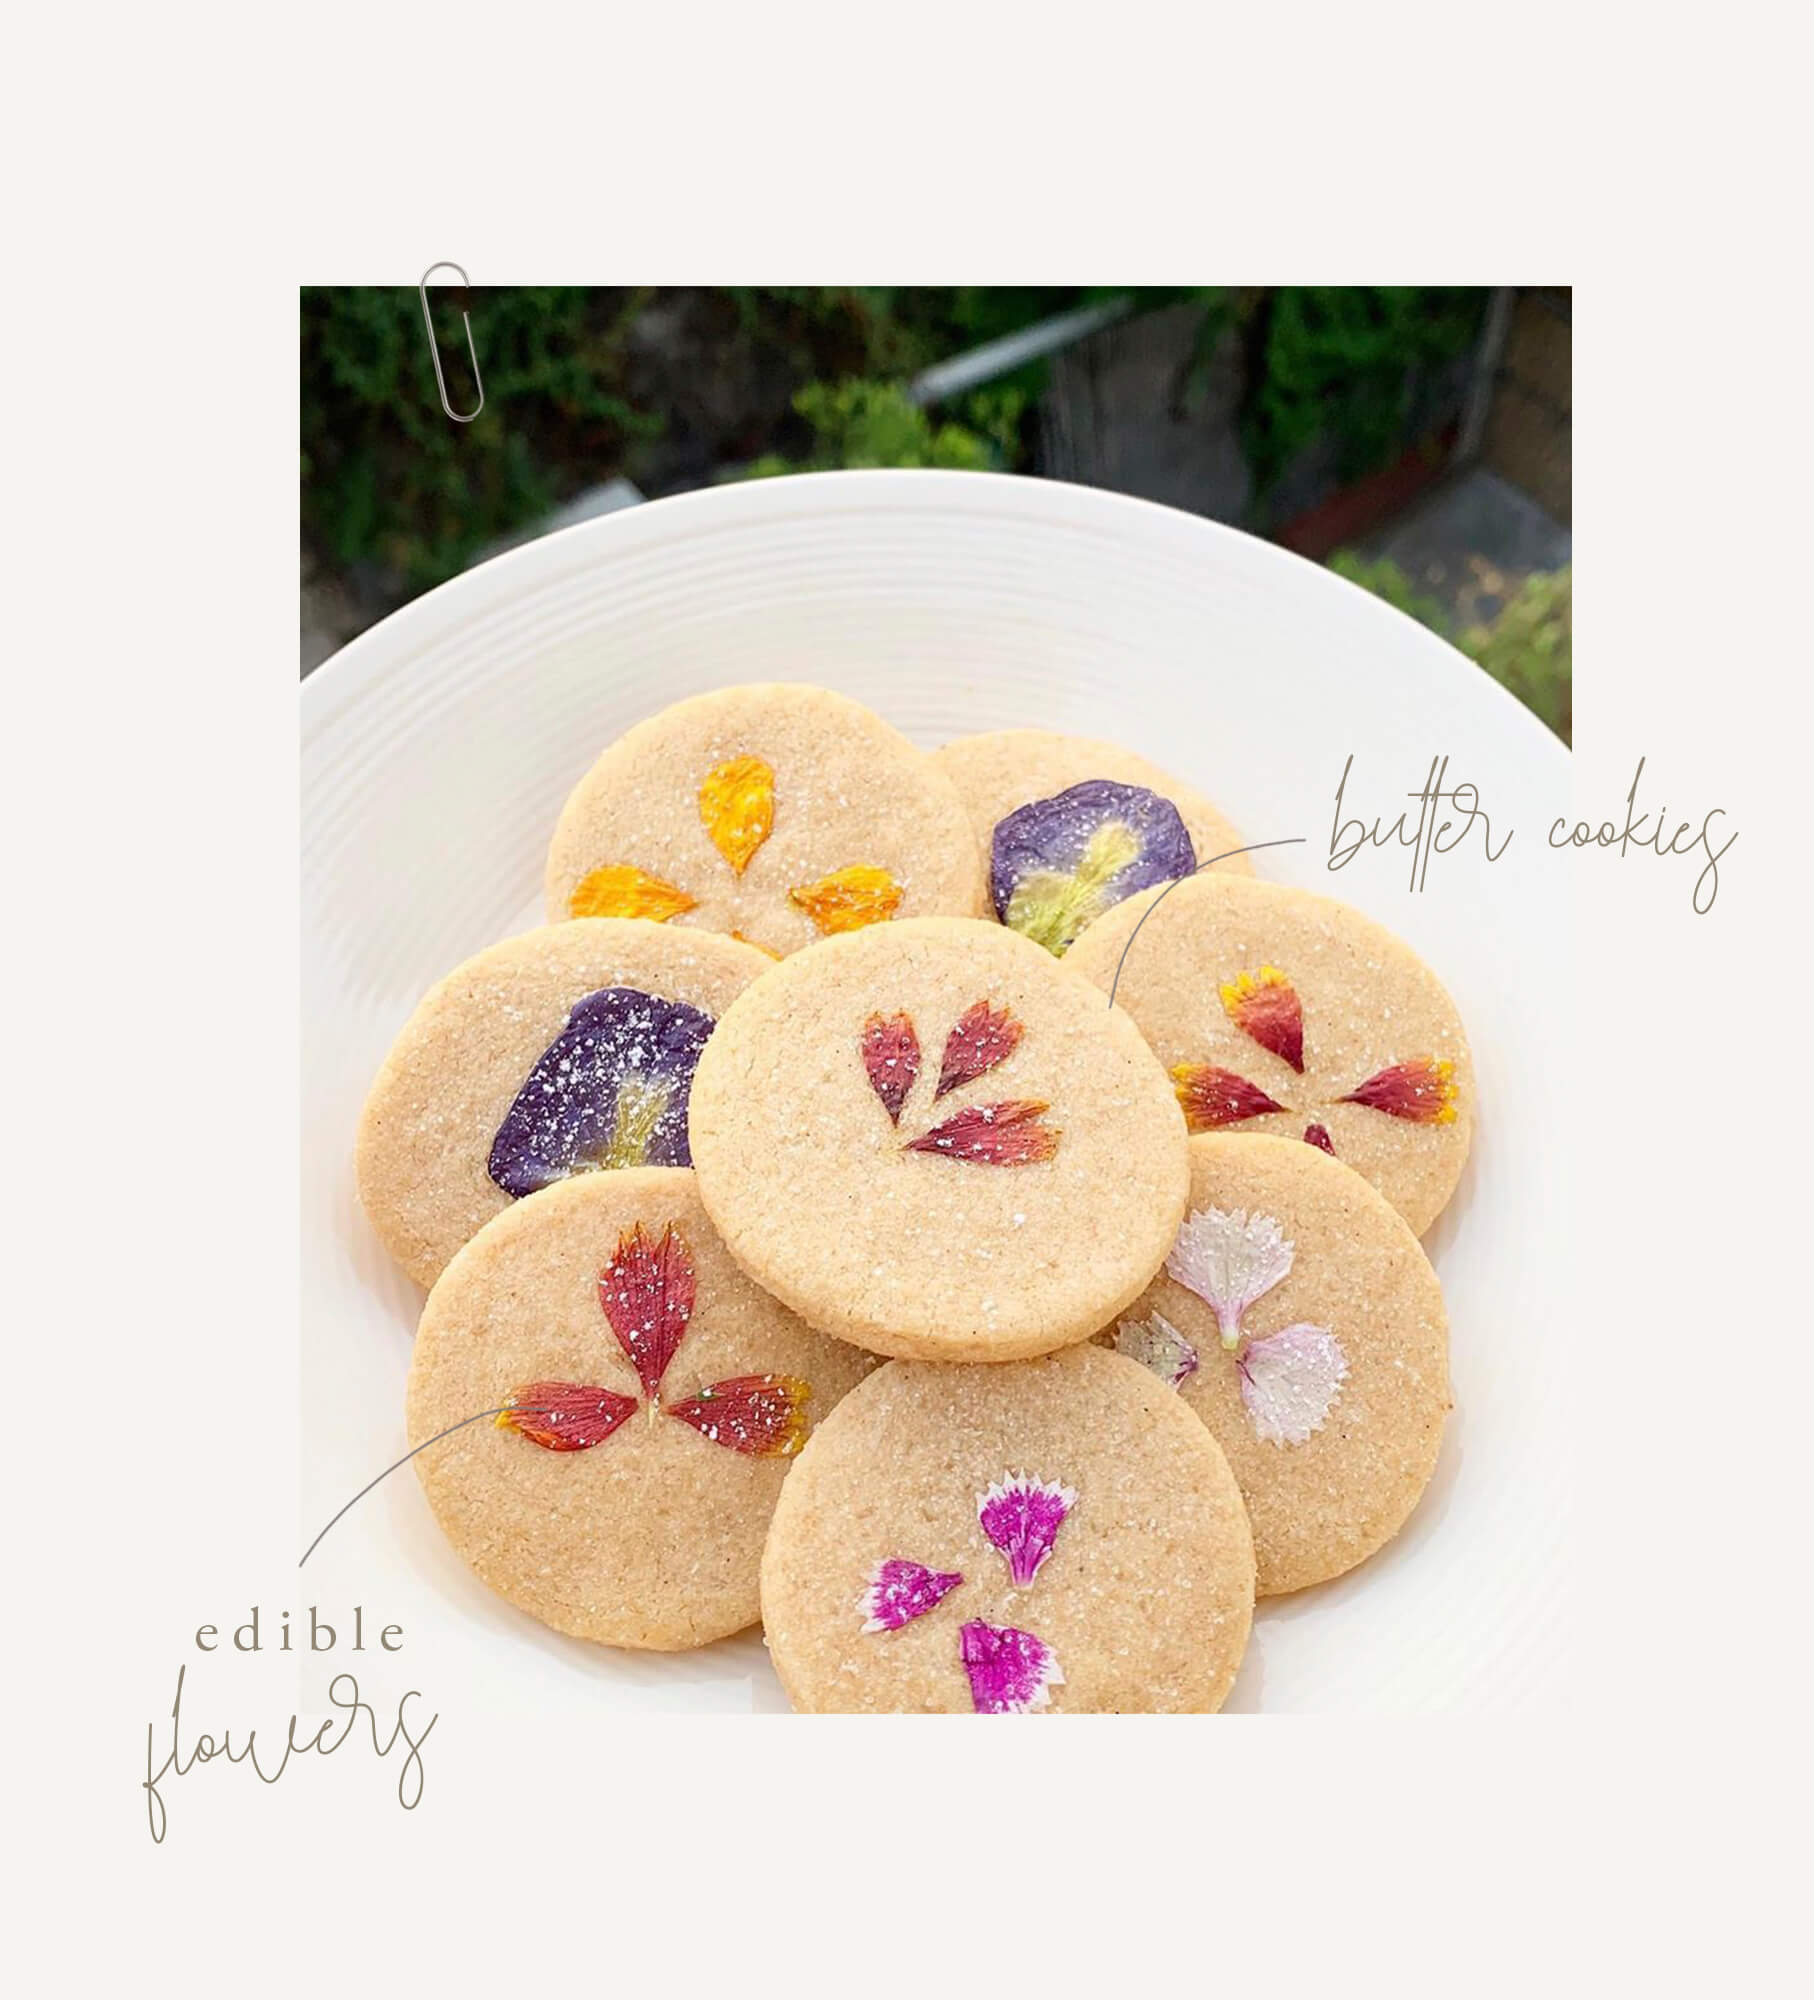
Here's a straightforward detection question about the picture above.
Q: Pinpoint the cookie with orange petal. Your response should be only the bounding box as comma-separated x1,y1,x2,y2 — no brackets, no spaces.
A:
1065,874,1473,1235
689,917,1189,1362
545,684,987,956
406,1168,873,1649
1105,1133,1450,1596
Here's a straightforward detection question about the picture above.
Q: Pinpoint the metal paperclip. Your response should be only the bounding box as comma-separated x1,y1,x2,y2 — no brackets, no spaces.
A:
419,262,484,423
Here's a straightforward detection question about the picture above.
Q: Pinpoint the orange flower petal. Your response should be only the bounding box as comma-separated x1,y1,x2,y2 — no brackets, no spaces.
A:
906,1100,1060,1166
1171,1063,1287,1132
568,864,698,923
666,1375,811,1457
699,756,775,876
1340,1057,1459,1124
1219,965,1304,1072
497,1381,639,1451
788,864,904,936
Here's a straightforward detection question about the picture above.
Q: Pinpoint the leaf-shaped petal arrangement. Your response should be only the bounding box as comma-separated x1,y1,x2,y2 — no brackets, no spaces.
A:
597,1222,696,1404
1340,1056,1459,1124
959,1621,1064,1714
665,1374,811,1458
788,864,904,936
1171,1063,1288,1132
1219,965,1305,1072
496,1381,639,1452
935,1000,1024,1098
488,987,715,1197
567,864,697,923
858,1558,965,1633
1166,1205,1295,1351
698,755,775,876
1303,1123,1335,1154
1113,1311,1200,1388
861,1011,921,1124
906,1100,1060,1167
977,1474,1076,1587
1236,1323,1349,1447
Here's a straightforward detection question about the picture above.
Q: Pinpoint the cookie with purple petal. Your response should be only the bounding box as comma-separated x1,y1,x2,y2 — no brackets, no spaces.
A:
931,728,1251,956
761,1342,1254,1712
1105,1133,1450,1595
357,919,772,1286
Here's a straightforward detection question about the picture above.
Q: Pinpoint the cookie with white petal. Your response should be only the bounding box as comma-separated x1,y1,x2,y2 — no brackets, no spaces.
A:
545,683,987,956
407,1169,873,1650
356,919,772,1286
932,728,1251,957
688,917,1189,1362
1065,872,1473,1235
761,1342,1254,1712
1106,1133,1449,1595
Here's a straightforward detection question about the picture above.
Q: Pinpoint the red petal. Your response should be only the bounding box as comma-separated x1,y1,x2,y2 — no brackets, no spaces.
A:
666,1374,811,1457
935,1001,1025,1098
1340,1057,1459,1125
861,1011,921,1124
598,1222,696,1401
1303,1122,1335,1154
1170,1063,1287,1132
906,1100,1060,1166
1219,966,1304,1072
497,1381,639,1452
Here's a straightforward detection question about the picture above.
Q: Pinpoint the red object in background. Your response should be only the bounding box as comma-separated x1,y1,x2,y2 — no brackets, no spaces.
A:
1273,423,1460,560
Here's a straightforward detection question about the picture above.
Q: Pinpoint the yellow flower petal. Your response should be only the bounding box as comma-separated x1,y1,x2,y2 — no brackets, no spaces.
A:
699,756,776,876
568,864,698,923
788,864,904,936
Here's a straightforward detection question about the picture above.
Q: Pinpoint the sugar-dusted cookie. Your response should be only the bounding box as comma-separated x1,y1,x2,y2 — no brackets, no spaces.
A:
1065,873,1472,1235
762,1343,1253,1712
357,920,772,1287
544,684,987,957
407,1168,873,1650
1107,1133,1449,1595
931,728,1251,957
689,917,1189,1362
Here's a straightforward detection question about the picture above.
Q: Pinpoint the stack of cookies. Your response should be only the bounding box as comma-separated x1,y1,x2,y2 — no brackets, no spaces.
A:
357,685,1469,1712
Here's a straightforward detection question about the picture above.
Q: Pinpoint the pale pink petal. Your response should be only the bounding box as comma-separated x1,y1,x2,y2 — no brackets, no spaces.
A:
1113,1312,1200,1388
977,1473,1077,1587
960,1621,1064,1714
858,1558,964,1633
1166,1205,1295,1350
1237,1323,1349,1446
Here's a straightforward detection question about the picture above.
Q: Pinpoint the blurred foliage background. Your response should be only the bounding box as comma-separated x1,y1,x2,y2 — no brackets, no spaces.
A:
302,285,1569,737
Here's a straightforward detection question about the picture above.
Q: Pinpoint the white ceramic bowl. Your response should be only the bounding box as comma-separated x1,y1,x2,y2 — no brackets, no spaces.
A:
302,468,1570,1713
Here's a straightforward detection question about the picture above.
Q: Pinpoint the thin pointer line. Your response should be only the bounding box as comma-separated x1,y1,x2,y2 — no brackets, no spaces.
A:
1106,839,1309,1009
298,1406,543,1568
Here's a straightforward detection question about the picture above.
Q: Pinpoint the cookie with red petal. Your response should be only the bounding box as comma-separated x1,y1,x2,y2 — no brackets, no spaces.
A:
761,1342,1254,1712
406,1168,873,1650
1066,873,1473,1235
356,920,773,1286
689,917,1189,1361
544,684,987,956
1106,1133,1450,1595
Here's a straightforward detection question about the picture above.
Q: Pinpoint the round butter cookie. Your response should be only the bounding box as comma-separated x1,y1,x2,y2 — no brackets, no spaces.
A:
407,1169,874,1650
931,727,1252,957
689,917,1189,1361
357,919,772,1286
760,1342,1254,1712
1107,1133,1449,1595
545,683,986,956
1065,872,1472,1234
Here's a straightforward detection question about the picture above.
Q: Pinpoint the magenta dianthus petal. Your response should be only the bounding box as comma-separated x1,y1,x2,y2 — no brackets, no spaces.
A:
977,1472,1076,1588
960,1621,1064,1714
858,1558,965,1633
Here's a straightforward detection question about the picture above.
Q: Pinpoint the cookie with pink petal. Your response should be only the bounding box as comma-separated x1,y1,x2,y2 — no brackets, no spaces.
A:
1106,1133,1450,1595
761,1342,1254,1712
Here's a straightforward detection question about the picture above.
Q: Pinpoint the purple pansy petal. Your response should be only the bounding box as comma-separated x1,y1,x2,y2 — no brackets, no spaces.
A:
858,1558,965,1633
1237,1323,1349,1446
960,1621,1064,1714
977,1472,1076,1588
1166,1204,1295,1351
1114,1311,1200,1388
991,780,1196,956
488,986,715,1198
